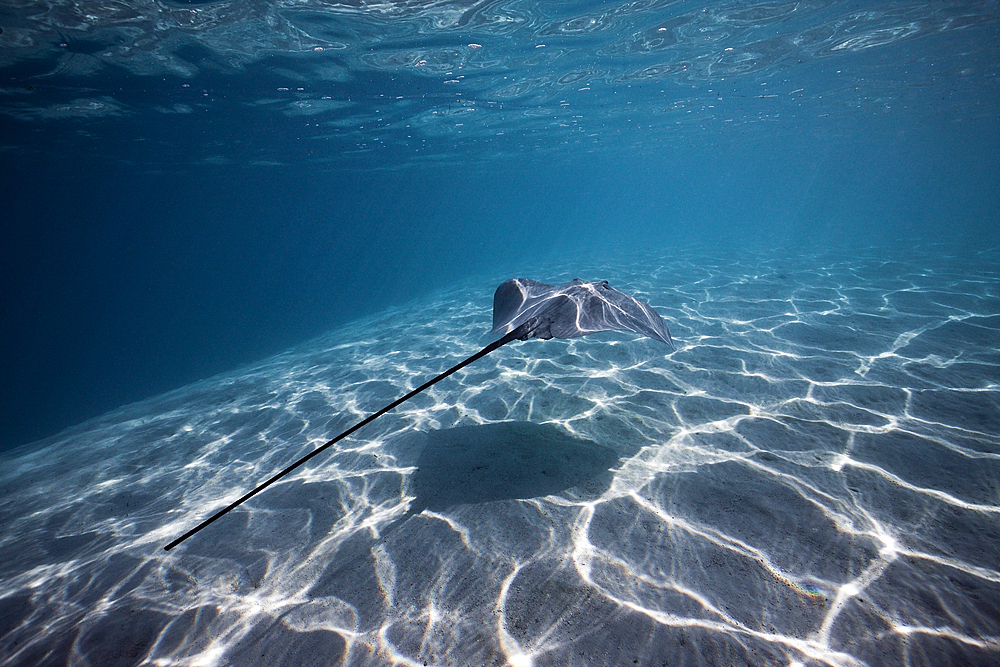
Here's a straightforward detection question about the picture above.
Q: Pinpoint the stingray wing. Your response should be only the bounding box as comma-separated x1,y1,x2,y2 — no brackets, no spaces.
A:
491,278,674,348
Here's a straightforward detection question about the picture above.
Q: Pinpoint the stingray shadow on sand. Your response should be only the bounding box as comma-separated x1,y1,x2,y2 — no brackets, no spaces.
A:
311,421,618,592
380,421,619,536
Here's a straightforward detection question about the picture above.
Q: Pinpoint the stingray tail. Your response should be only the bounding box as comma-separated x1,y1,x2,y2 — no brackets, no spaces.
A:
164,324,530,551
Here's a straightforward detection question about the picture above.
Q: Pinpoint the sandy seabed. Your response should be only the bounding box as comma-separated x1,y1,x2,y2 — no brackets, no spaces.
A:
2,245,998,666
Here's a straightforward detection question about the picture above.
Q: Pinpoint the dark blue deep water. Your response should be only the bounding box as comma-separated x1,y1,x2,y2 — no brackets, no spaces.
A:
1,2,999,666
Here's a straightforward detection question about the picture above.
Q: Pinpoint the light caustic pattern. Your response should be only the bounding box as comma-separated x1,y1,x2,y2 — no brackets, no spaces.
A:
1,246,999,666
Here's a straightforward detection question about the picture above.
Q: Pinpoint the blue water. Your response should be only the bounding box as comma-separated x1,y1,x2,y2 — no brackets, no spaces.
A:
1,2,999,665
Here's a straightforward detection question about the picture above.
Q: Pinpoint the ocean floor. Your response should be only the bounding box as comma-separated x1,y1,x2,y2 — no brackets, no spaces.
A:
1,245,998,666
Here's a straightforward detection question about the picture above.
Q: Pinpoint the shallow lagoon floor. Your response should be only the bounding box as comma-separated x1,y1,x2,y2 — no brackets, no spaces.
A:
2,245,999,666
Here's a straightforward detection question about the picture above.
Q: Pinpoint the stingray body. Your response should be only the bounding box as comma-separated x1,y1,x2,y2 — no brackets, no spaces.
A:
492,278,674,347
165,278,673,551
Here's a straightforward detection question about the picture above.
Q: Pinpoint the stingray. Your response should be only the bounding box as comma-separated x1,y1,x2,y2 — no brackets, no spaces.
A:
491,278,673,346
164,278,673,550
